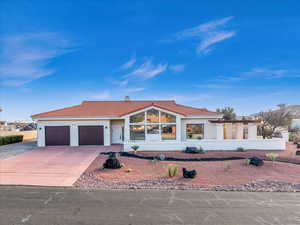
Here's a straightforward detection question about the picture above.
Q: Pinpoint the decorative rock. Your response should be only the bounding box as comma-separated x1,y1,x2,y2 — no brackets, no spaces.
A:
182,168,197,178
296,150,300,156
103,152,122,169
249,157,264,166
185,147,199,154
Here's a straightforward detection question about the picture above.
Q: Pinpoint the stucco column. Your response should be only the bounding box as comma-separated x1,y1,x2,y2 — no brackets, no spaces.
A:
37,125,45,147
235,123,244,140
176,116,181,142
248,123,257,140
124,117,130,143
224,123,233,139
216,123,224,140
70,124,78,146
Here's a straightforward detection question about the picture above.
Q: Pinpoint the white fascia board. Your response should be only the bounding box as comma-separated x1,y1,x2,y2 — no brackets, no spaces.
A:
120,106,183,119
183,114,223,119
32,116,121,121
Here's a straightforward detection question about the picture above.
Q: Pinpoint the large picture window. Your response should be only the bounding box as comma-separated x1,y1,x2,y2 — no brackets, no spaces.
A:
161,124,176,140
129,109,177,141
186,124,204,139
130,125,145,140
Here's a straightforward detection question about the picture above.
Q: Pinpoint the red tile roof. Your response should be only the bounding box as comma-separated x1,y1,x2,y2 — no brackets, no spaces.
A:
31,100,221,118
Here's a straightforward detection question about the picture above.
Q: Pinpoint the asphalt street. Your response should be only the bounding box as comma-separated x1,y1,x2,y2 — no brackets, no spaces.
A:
0,186,300,225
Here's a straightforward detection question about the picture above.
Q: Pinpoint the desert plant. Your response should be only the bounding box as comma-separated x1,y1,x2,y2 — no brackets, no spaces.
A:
236,147,246,152
244,158,250,166
224,161,231,172
159,154,166,161
198,146,205,154
131,145,139,153
266,153,279,165
168,164,178,177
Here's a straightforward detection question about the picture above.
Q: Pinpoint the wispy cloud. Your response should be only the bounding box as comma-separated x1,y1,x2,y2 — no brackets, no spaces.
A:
0,32,76,86
217,68,299,82
123,87,145,93
175,16,235,54
120,57,136,70
124,59,168,80
89,90,111,100
169,64,185,73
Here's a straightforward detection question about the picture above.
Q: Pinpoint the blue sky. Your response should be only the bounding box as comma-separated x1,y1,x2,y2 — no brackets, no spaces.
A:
1,0,300,121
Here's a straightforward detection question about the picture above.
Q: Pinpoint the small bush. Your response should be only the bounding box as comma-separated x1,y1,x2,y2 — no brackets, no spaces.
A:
168,164,178,177
266,153,279,165
131,145,139,153
185,146,205,154
224,161,231,172
198,146,205,154
236,147,246,152
0,135,23,146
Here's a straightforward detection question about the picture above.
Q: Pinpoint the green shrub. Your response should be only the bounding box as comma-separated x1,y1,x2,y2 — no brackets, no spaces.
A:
236,147,246,152
266,153,278,165
168,164,178,177
0,135,23,146
131,145,139,153
198,146,205,154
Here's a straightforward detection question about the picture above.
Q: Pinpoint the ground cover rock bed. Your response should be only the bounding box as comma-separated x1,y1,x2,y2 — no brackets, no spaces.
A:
74,152,300,192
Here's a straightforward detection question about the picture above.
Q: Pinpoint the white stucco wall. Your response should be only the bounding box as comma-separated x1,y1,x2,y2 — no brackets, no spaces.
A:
124,138,286,151
37,120,110,147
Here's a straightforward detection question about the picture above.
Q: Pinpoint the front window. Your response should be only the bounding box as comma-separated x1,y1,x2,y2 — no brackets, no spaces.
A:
130,125,145,140
130,112,145,123
147,125,159,134
147,109,159,123
161,112,176,123
129,109,176,141
186,124,204,139
161,124,176,140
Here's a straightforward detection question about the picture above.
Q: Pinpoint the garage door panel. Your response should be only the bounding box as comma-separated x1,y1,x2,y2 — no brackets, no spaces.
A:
79,126,104,145
45,126,70,146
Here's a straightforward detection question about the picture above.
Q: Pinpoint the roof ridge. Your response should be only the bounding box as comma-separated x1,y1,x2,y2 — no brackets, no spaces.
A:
82,100,175,103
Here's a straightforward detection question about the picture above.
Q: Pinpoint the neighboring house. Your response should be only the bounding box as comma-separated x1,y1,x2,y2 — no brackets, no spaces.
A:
31,99,285,151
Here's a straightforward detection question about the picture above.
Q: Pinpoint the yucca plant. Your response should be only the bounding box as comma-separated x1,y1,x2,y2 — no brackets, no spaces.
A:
266,153,278,165
131,145,139,154
168,164,178,177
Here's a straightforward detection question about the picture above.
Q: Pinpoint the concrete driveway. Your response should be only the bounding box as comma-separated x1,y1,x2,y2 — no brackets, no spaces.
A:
0,146,110,186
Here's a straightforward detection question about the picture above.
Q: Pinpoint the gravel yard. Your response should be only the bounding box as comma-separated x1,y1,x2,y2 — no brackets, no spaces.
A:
74,149,300,192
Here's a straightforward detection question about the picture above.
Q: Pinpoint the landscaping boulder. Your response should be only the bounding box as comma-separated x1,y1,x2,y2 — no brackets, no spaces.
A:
249,157,264,166
185,147,199,154
103,152,122,169
296,150,300,156
182,168,197,178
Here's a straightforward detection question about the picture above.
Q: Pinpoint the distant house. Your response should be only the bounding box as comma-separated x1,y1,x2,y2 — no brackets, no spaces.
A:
31,98,285,151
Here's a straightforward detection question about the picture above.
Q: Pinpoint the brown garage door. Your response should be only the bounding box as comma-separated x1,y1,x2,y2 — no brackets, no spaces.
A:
78,126,104,145
45,126,70,146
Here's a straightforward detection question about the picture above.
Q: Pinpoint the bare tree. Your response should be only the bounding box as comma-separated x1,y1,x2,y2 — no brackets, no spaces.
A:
257,109,291,139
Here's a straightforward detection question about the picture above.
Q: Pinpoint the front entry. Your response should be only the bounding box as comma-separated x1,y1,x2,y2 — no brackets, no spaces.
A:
112,124,124,144
78,126,104,145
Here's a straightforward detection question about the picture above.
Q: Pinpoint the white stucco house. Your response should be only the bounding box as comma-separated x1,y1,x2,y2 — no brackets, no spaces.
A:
31,99,285,151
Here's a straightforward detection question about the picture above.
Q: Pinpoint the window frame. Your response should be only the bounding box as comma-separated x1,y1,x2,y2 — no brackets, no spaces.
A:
128,108,177,141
